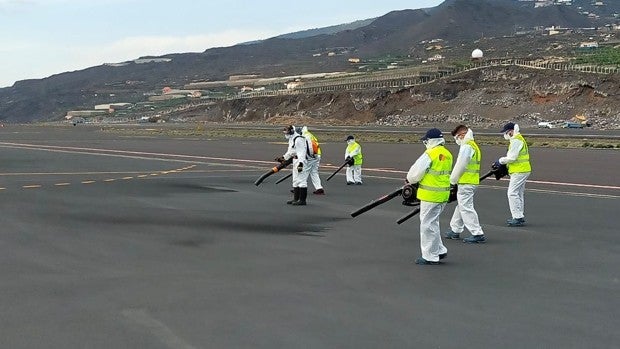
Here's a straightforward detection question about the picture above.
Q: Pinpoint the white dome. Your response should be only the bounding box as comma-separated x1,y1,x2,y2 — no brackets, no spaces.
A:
471,49,483,59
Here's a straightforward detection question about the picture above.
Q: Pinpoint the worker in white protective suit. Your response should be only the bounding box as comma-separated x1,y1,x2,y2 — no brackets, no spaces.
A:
280,125,312,206
406,128,453,265
494,122,532,226
344,135,363,185
301,126,324,195
444,125,486,243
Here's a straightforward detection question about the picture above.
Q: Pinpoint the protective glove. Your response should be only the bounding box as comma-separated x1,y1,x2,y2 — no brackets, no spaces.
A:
297,162,304,173
345,156,354,166
492,160,502,170
448,184,458,203
274,156,285,163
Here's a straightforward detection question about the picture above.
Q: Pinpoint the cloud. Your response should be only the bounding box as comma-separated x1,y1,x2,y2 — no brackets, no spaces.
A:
0,29,279,87
66,30,277,70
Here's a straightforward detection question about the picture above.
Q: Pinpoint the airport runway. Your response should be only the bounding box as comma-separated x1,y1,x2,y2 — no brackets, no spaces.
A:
0,125,618,348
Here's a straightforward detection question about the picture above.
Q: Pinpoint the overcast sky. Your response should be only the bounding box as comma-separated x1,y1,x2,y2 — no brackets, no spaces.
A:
0,0,443,88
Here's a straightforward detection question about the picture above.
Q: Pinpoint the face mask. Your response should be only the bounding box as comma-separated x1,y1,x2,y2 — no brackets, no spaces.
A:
454,137,463,146
503,133,511,140
347,139,354,145
285,134,292,140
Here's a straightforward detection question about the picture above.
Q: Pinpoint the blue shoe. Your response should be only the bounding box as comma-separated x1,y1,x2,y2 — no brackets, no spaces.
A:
507,218,525,226
444,231,460,240
463,235,486,243
415,257,440,265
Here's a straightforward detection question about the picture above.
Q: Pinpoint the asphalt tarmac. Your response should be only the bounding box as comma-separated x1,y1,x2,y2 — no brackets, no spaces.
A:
0,125,618,349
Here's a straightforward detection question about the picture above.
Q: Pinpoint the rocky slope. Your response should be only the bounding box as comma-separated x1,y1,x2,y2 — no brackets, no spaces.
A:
171,66,620,129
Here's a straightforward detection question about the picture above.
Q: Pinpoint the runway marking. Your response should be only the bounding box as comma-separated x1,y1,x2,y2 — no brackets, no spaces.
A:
1,141,615,191
0,166,194,192
122,309,197,349
325,169,620,191
359,174,619,199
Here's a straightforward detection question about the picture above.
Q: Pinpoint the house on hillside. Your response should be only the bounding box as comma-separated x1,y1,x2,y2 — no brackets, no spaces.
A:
428,54,444,62
579,41,599,49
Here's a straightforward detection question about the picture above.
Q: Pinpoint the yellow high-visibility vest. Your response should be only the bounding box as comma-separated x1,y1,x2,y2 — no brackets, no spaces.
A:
346,142,363,165
417,146,453,203
458,140,481,185
508,134,531,174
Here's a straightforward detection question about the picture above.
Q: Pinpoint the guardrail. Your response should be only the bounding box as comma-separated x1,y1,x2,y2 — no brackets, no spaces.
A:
225,59,618,100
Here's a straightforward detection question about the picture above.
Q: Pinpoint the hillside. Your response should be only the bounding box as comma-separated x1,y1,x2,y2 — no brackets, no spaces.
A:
166,65,620,130
0,0,618,123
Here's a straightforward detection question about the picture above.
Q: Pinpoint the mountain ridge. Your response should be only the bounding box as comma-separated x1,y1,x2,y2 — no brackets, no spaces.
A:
1,0,618,122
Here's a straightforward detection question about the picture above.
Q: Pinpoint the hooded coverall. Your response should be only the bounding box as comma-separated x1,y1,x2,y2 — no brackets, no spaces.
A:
407,138,453,262
499,125,531,220
449,128,484,236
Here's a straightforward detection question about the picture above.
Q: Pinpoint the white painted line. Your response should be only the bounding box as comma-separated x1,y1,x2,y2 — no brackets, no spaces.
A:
54,183,71,186
1,141,616,191
121,309,197,349
81,180,96,184
22,185,42,189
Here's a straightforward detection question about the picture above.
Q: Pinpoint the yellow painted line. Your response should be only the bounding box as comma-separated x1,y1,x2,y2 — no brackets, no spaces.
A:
23,185,42,189
104,179,116,182
82,180,96,184
137,175,148,178
54,183,71,186
122,176,133,180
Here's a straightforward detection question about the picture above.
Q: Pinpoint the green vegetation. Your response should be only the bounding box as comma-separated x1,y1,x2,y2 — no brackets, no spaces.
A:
573,47,620,66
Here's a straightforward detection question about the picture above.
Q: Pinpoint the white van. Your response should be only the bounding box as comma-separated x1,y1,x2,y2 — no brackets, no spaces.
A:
537,122,553,128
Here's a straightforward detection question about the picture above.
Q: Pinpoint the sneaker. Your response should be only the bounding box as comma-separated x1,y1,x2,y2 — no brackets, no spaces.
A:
507,218,526,226
415,257,440,265
355,182,363,185
313,189,325,195
463,235,486,243
347,182,354,185
439,252,447,260
444,231,460,240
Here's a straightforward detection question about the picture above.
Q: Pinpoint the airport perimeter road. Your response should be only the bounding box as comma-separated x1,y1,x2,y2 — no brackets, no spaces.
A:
0,125,618,349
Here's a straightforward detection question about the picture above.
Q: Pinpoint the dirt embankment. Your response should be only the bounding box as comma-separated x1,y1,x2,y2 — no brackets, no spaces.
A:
173,66,620,129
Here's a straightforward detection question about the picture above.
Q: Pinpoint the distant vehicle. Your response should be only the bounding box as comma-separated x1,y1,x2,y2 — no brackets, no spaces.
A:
72,117,85,126
563,122,583,129
537,122,554,128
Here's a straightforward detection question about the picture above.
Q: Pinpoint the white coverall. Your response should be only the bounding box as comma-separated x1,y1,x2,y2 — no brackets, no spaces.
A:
345,141,362,184
499,125,530,220
302,127,323,191
283,132,311,188
406,138,448,262
449,129,484,236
